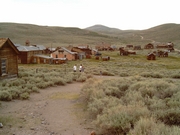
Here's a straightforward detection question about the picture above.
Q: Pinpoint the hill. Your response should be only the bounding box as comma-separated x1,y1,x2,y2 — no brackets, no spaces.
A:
86,23,180,47
0,23,180,48
0,23,120,47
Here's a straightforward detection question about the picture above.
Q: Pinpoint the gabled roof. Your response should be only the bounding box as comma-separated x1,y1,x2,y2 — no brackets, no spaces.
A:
0,38,20,54
17,45,39,51
62,47,77,54
16,45,46,52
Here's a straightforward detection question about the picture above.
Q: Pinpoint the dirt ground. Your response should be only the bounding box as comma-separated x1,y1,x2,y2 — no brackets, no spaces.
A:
0,81,96,135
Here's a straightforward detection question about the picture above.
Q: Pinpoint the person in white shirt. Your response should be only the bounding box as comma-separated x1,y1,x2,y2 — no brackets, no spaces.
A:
73,64,77,72
79,64,82,72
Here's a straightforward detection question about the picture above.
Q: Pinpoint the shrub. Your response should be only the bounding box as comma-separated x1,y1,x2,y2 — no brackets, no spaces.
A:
95,104,149,134
119,72,129,77
53,77,66,85
76,74,87,82
0,91,12,101
128,117,180,135
20,92,30,100
8,87,21,99
32,86,40,93
157,109,180,125
171,74,180,79
140,72,163,78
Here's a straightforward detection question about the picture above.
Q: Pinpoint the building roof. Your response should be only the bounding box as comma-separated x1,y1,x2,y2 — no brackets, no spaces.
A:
32,44,46,50
62,47,77,54
33,54,52,59
16,45,46,52
0,38,20,54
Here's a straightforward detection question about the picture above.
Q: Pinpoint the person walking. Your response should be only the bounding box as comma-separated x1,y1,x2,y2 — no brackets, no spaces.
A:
73,64,77,72
79,64,82,72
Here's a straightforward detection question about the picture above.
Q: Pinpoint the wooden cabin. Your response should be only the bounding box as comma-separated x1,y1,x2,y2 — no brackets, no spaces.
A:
147,52,156,60
0,38,20,79
119,47,136,56
144,43,154,49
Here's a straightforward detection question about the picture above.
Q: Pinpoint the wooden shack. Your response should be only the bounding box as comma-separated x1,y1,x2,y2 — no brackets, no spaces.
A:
144,43,154,49
147,52,156,60
0,38,20,79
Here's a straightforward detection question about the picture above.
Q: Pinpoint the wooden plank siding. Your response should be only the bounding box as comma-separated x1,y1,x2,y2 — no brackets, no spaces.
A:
0,38,19,79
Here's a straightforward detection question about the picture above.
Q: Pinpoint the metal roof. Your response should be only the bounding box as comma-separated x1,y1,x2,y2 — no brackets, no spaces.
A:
16,45,45,51
33,54,52,59
61,47,77,54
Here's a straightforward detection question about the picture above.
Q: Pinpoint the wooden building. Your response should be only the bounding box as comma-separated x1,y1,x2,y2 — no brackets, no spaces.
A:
51,47,77,61
0,38,20,79
156,42,174,52
15,44,47,64
32,55,53,64
147,52,156,60
144,43,154,49
95,42,112,51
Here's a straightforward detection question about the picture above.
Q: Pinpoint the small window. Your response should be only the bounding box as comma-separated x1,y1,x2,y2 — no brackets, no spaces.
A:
44,59,46,63
56,55,58,58
1,59,7,76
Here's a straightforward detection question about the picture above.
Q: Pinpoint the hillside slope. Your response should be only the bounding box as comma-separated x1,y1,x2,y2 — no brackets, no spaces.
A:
1,23,180,48
0,23,118,47
86,23,180,46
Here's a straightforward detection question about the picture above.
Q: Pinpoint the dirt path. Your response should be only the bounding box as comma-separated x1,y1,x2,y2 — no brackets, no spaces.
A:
0,82,95,135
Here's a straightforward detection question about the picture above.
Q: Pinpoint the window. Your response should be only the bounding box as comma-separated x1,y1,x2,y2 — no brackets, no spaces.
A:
1,59,7,76
56,55,58,58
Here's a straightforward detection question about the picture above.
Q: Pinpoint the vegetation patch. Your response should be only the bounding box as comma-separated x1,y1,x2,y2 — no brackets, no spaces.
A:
50,92,79,100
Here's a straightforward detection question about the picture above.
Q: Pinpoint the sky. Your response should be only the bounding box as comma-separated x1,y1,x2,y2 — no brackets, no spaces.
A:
0,0,180,30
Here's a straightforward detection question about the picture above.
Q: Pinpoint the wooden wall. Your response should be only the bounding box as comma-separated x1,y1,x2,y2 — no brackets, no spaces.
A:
0,42,18,79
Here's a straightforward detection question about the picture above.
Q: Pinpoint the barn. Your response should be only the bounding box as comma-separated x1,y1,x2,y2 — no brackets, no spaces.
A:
0,38,20,79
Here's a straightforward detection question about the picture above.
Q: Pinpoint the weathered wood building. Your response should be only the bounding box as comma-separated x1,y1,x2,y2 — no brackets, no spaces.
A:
0,38,20,79
144,43,154,49
15,44,50,64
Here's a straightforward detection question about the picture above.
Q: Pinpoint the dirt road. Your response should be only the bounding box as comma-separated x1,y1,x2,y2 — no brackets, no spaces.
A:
0,82,94,135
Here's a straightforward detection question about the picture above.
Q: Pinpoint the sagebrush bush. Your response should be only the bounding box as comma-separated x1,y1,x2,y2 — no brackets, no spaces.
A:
20,92,29,100
31,86,40,93
128,117,180,135
8,87,21,99
82,77,180,134
157,108,180,126
76,74,87,82
0,91,12,101
95,104,150,134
